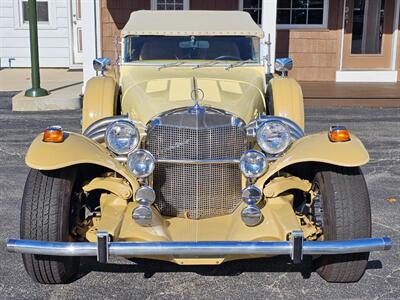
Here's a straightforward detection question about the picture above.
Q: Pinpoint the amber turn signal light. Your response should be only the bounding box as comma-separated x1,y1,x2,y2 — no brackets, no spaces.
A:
328,126,351,142
43,126,64,143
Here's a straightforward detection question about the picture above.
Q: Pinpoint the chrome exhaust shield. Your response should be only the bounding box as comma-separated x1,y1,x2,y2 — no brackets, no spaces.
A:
6,234,392,264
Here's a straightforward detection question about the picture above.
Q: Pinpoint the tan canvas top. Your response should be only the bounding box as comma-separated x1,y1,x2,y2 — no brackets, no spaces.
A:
121,10,264,38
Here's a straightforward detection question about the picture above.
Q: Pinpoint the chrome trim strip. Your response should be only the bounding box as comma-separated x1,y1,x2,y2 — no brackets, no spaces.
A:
88,131,106,143
156,158,240,165
247,115,304,140
6,237,392,257
147,106,246,129
83,116,129,138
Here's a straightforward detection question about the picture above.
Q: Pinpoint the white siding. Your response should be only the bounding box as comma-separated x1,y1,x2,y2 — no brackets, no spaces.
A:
0,0,71,68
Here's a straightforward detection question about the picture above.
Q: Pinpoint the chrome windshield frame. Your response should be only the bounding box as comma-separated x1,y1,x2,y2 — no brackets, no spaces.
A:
121,35,261,65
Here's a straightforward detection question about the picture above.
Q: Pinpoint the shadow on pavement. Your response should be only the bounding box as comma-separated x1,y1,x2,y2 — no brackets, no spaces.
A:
0,91,19,110
77,256,382,281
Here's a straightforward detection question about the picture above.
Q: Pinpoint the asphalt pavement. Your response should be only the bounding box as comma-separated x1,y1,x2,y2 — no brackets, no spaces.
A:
0,91,399,299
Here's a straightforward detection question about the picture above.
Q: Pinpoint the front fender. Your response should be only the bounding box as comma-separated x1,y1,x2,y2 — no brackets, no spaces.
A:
267,77,304,130
82,76,119,132
25,132,138,189
255,132,369,189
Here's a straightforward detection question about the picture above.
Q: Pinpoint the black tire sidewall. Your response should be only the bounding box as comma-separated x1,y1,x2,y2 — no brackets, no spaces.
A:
312,165,371,282
20,168,80,283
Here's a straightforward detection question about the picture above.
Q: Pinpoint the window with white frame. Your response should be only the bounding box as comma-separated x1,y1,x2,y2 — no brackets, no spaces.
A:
21,0,49,23
151,0,189,10
277,0,329,28
240,0,263,25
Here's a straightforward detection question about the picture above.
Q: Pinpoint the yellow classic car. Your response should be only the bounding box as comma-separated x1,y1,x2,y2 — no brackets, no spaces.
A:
7,10,391,284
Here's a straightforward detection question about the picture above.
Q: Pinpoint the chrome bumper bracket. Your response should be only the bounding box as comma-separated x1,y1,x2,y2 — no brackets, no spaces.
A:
290,230,304,264
96,231,110,264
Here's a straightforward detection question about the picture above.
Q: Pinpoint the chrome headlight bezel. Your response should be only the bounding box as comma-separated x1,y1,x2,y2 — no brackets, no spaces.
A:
256,120,292,155
105,120,140,155
248,115,304,158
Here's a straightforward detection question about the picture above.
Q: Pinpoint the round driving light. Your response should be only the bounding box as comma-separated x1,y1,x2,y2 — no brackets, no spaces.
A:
239,150,267,179
105,120,139,155
127,149,156,178
242,185,262,205
135,185,156,205
256,121,291,155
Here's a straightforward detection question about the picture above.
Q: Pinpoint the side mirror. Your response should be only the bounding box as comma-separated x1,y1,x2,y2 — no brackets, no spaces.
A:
275,58,293,77
93,57,111,75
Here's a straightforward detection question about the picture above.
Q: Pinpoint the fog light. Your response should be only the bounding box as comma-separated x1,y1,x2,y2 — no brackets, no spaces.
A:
127,149,155,178
132,205,152,226
241,205,262,226
239,150,267,179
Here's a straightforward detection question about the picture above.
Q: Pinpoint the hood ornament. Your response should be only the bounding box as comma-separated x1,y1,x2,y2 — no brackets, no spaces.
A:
189,77,205,114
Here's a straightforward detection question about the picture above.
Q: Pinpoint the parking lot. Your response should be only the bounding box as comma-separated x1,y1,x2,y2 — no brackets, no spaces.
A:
0,91,399,299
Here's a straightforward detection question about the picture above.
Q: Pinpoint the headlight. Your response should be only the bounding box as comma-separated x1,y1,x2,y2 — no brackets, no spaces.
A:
256,121,291,155
105,120,140,155
239,150,267,179
127,149,156,178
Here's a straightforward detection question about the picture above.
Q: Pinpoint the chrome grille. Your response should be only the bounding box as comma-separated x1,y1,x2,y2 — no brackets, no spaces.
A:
146,108,247,219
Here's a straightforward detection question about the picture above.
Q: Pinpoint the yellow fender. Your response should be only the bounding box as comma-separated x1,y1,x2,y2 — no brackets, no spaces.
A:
82,76,119,132
25,132,139,191
255,132,369,190
267,77,304,130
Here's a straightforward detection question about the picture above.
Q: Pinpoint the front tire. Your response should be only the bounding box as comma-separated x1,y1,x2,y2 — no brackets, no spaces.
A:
312,165,371,282
20,168,80,284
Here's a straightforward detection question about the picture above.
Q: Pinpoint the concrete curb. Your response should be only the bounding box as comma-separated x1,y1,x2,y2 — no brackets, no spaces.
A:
11,87,82,111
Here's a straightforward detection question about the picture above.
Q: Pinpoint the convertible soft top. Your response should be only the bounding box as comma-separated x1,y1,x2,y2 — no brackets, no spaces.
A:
121,10,264,38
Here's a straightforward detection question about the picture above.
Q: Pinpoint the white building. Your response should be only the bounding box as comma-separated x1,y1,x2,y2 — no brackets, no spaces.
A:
0,0,83,68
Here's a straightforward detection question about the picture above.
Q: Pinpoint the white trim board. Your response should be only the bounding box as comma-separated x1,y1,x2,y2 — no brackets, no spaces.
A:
261,0,277,75
81,0,101,89
336,71,398,82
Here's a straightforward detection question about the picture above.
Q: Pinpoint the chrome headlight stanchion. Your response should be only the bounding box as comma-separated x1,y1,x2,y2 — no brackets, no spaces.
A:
238,115,306,226
126,150,156,226
132,185,156,226
241,185,263,226
239,150,267,226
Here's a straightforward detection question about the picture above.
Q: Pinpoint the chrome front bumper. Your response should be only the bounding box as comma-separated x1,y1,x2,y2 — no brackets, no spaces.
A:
6,231,392,264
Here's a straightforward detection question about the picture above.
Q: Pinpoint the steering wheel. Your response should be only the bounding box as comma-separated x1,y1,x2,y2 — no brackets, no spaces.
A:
214,55,242,61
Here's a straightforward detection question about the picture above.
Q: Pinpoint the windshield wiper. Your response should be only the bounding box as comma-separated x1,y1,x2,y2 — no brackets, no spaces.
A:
158,61,185,70
192,61,222,69
225,59,254,70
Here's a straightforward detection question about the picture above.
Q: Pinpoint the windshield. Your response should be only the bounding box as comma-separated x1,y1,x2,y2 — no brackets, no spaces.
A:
123,35,260,63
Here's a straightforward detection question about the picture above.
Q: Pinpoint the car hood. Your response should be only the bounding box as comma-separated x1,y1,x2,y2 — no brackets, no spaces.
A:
120,65,266,125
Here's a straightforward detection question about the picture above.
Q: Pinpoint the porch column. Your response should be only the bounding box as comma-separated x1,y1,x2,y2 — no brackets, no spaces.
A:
81,0,101,89
261,0,277,74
